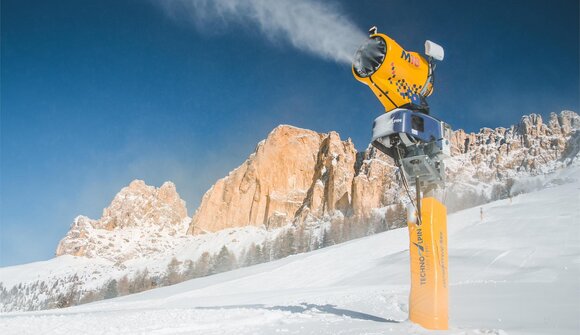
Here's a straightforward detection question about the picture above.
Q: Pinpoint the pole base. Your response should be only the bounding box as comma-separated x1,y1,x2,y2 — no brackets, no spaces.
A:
407,197,449,330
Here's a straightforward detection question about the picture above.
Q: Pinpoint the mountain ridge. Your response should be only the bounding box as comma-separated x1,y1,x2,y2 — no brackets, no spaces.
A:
1,110,578,312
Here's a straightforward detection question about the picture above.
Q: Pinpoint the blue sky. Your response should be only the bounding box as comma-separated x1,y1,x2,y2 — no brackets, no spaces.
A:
1,0,578,266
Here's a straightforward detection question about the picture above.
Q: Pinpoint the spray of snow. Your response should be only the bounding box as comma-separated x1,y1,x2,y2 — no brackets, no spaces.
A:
155,0,366,64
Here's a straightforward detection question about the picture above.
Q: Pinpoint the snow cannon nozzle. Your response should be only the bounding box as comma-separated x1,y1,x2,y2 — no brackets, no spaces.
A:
352,30,440,114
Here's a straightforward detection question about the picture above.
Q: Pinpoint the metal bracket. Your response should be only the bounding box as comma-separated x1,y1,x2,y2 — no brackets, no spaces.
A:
401,155,444,186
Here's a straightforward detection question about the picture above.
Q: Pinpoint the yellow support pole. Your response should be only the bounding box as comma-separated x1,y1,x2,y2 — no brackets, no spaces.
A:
407,196,449,330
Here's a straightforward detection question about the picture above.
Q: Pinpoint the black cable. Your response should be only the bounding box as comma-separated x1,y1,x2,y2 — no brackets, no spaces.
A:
421,59,436,98
394,146,422,225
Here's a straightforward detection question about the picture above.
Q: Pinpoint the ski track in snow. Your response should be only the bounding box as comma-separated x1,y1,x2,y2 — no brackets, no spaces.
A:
1,167,580,334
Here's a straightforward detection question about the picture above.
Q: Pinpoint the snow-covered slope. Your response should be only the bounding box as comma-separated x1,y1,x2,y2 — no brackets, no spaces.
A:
2,167,578,334
0,224,287,311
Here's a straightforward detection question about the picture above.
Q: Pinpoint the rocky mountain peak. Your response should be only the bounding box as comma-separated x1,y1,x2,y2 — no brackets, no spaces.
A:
99,179,187,230
56,180,189,258
190,111,580,233
187,122,391,234
187,125,327,234
55,110,579,258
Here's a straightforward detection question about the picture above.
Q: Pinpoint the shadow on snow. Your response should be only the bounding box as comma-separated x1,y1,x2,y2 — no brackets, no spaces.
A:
195,303,401,323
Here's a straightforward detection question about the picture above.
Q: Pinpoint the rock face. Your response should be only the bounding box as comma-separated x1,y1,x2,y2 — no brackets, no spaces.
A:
55,180,189,259
187,125,402,234
441,111,579,211
446,111,579,182
188,111,580,233
187,125,359,234
96,180,188,231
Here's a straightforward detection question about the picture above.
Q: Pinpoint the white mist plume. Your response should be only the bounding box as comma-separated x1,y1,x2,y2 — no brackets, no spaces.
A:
157,0,366,64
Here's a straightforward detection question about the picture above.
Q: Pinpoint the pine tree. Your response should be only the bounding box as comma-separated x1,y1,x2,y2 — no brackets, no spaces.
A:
117,275,130,296
183,259,195,280
104,279,118,299
284,229,296,256
195,252,212,277
165,257,182,285
321,227,332,248
55,294,69,309
255,244,265,264
243,243,260,266
273,233,288,260
212,246,236,274
261,239,273,263
294,225,308,253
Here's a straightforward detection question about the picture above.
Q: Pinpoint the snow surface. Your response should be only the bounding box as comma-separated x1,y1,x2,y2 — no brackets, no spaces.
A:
1,167,579,334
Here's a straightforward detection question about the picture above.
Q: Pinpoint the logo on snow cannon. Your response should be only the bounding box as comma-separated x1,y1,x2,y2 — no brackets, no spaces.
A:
401,50,420,67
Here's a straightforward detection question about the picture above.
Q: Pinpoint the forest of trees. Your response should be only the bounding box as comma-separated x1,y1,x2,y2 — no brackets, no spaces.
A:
0,203,409,312
1,175,526,313
445,178,517,212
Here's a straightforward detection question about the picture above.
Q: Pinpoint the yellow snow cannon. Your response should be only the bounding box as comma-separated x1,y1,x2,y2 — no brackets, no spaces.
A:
352,27,450,331
352,27,444,114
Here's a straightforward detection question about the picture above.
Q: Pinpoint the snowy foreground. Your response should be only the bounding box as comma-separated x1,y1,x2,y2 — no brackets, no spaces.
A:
2,170,580,334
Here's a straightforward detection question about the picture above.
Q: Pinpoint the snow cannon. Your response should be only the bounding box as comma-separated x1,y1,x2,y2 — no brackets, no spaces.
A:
352,27,450,331
352,27,444,114
353,27,448,189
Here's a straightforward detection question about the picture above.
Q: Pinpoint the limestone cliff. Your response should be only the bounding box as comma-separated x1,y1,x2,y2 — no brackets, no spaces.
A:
187,125,359,234
56,110,580,252
188,111,580,233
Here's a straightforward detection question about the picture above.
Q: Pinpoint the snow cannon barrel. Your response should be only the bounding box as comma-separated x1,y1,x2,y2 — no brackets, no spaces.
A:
352,31,443,114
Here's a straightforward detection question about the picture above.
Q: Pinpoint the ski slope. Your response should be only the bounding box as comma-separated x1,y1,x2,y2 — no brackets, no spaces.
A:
1,168,579,334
